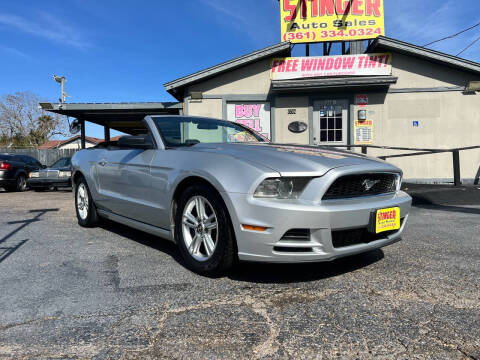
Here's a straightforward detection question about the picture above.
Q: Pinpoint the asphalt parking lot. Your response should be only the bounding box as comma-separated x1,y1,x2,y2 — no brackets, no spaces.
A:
0,189,479,359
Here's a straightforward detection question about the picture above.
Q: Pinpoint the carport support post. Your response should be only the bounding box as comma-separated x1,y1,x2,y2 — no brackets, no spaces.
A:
452,150,461,186
104,125,110,142
80,119,86,149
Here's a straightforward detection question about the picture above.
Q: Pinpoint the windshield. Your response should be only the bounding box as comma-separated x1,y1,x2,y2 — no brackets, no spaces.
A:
51,157,71,168
152,116,267,147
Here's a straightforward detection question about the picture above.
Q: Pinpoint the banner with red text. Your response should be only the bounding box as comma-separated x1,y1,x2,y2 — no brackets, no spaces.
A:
271,53,391,80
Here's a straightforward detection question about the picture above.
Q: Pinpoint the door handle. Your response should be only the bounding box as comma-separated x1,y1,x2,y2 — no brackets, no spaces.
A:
98,160,107,166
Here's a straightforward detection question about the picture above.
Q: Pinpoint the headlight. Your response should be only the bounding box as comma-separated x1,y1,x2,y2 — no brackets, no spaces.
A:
395,174,402,191
254,177,312,199
29,172,39,178
59,171,72,178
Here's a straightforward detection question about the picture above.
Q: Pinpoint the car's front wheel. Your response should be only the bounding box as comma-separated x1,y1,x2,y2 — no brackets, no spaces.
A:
175,183,236,276
75,177,99,227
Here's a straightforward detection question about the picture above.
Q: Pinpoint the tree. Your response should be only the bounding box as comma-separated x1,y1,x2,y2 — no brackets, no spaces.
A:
0,91,68,148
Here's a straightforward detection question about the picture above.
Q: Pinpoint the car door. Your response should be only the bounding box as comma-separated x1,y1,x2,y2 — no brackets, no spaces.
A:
96,134,159,225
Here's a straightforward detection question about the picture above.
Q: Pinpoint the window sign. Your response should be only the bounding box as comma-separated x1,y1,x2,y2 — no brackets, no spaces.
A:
354,120,374,144
227,102,271,140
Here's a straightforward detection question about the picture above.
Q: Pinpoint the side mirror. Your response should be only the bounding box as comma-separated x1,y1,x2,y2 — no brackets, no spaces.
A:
117,135,154,150
41,164,47,169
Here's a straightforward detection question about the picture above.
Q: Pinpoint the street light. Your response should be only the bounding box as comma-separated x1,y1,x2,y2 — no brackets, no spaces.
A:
52,75,70,103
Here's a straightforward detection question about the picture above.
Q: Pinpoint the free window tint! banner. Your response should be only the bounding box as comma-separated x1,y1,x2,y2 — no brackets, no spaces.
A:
271,53,392,80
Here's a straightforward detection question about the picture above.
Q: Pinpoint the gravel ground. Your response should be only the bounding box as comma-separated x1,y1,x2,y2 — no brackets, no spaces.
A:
0,190,479,359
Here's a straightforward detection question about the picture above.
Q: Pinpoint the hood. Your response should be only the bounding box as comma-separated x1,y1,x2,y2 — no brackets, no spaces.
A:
184,143,397,175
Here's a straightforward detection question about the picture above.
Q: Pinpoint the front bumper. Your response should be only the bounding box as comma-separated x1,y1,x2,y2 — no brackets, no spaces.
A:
27,178,72,188
223,188,412,263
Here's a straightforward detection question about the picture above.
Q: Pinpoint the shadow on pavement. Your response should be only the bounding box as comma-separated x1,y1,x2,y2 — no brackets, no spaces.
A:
0,208,59,264
99,219,183,263
99,218,385,282
229,249,384,284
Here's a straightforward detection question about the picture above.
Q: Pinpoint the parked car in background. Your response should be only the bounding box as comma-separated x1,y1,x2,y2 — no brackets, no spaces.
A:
0,153,44,192
28,157,72,191
71,116,412,276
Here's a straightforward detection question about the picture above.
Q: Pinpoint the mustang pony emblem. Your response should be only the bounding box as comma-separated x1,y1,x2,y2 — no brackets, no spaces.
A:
362,179,380,191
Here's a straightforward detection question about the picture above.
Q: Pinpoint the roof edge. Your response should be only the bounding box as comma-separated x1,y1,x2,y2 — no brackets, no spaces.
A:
39,102,182,112
368,36,480,75
164,42,292,98
272,76,398,90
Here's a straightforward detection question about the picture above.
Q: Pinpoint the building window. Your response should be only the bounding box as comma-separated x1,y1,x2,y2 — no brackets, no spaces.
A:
320,105,343,142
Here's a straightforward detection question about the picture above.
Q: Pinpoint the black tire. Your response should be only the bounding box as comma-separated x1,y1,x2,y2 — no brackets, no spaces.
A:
75,176,99,227
16,174,27,192
174,183,236,276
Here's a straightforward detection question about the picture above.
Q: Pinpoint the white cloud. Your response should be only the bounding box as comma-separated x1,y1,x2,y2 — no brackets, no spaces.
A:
0,45,31,59
198,0,279,46
0,11,91,49
386,0,480,61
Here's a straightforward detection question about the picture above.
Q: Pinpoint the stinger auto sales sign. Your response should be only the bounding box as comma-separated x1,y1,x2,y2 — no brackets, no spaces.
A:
271,53,392,80
280,0,385,43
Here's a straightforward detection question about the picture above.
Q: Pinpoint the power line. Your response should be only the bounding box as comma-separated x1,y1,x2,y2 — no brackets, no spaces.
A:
456,34,480,56
423,22,480,47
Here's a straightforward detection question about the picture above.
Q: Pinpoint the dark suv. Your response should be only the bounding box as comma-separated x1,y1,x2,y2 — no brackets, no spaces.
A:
0,154,44,192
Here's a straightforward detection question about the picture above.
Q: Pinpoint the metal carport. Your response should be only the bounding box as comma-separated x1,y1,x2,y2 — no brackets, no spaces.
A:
39,102,182,148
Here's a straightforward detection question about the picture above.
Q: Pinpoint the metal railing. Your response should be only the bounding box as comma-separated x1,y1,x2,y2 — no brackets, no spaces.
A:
321,145,480,186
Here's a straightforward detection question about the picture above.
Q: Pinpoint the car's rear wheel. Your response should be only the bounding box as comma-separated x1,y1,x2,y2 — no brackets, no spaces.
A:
16,175,27,192
75,177,99,227
175,183,236,276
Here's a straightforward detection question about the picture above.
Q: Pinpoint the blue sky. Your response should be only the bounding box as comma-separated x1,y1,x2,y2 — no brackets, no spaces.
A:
0,0,479,138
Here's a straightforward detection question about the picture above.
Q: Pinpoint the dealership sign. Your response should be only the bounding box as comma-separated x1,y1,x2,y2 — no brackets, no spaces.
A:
271,53,391,80
227,102,271,140
280,0,385,43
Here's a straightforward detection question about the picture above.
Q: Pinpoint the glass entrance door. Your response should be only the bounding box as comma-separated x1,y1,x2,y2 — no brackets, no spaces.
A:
313,99,348,146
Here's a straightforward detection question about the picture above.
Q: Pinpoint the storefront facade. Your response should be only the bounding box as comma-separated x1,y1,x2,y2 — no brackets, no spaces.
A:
164,36,480,183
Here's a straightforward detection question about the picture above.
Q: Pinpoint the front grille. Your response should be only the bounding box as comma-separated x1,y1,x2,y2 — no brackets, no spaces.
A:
47,170,59,179
323,173,397,200
280,229,310,242
332,218,404,248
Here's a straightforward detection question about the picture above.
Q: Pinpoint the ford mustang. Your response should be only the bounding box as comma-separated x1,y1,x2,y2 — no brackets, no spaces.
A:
71,116,411,275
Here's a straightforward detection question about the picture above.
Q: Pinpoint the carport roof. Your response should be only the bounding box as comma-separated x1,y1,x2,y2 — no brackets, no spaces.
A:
39,102,182,133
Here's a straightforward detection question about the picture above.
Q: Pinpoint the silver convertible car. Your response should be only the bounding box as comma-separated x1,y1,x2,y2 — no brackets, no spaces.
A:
72,116,411,275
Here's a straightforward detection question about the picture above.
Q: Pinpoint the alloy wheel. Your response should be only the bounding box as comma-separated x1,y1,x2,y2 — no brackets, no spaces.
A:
76,183,89,220
181,196,218,262
17,176,27,191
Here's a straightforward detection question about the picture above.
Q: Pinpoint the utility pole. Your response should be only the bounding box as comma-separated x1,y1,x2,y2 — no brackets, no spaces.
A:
53,75,70,103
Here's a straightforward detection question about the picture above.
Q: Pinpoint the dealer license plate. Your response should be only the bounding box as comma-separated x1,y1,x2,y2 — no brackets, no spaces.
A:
375,207,400,234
